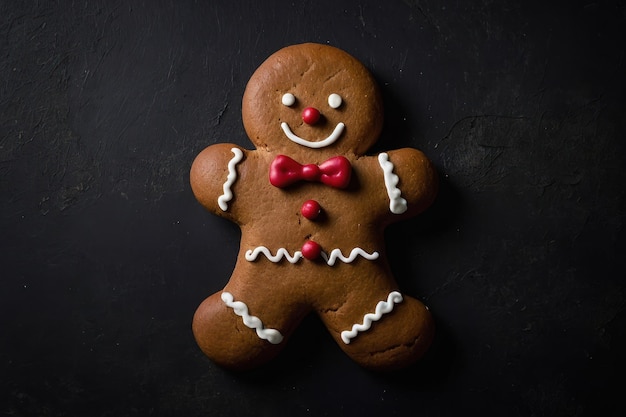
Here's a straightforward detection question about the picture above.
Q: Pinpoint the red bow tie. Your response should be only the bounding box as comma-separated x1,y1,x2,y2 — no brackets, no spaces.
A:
270,155,352,189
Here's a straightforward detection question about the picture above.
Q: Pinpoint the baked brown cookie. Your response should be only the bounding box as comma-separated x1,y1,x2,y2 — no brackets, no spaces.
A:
190,43,438,371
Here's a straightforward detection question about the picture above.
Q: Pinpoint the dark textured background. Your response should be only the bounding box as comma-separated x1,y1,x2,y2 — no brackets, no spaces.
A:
1,0,625,416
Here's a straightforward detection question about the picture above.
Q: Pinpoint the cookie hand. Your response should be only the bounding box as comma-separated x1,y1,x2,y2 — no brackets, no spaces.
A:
190,144,246,216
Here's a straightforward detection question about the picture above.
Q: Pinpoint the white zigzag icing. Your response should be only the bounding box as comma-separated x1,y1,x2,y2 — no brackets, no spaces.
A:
378,152,408,214
340,291,403,344
320,248,379,266
217,148,244,211
244,246,378,265
244,247,303,263
221,291,283,344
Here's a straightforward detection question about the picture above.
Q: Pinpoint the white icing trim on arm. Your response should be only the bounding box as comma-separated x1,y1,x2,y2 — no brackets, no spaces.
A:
321,248,379,266
217,148,244,211
378,152,408,214
221,291,284,344
340,291,403,344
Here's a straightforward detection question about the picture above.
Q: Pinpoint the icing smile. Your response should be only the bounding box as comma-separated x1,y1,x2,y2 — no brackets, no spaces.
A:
280,122,345,149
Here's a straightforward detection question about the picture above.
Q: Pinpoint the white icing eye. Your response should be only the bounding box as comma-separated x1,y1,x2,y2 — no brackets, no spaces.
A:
282,93,296,107
328,93,342,109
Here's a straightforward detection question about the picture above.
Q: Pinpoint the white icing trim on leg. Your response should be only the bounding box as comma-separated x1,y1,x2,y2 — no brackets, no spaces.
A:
378,152,408,214
217,148,244,211
340,291,404,344
221,291,284,344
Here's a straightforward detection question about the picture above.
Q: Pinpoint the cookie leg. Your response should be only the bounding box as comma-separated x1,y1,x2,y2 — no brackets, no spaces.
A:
192,291,290,370
320,292,434,371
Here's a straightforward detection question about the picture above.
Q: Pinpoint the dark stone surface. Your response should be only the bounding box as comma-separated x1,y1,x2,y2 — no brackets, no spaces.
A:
1,0,624,415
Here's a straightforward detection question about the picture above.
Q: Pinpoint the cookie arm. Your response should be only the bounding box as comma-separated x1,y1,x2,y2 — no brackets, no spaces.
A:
379,148,438,219
190,143,247,218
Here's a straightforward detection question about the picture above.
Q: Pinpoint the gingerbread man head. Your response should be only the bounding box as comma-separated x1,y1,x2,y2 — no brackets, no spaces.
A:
242,43,383,159
190,43,437,371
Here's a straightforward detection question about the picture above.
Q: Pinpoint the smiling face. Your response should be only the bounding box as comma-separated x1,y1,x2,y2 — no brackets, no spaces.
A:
242,43,383,158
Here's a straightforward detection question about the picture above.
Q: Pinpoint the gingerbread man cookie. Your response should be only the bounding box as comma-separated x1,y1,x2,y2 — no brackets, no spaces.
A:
190,43,438,371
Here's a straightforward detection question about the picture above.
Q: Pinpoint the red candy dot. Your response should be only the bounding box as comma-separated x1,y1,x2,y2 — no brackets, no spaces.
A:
302,240,322,260
301,200,321,220
302,107,321,125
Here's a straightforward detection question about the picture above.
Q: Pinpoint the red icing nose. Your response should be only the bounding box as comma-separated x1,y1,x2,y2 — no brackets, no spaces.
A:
302,107,321,125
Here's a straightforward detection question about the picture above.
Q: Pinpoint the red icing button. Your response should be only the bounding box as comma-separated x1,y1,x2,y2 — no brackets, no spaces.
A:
302,107,321,125
301,200,321,220
302,240,322,260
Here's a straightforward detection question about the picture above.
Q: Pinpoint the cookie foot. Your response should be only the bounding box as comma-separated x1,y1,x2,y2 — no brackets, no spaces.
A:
327,295,434,371
192,292,287,370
